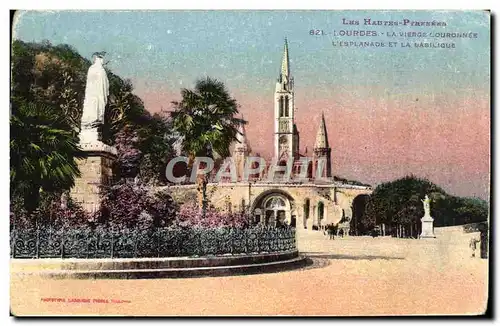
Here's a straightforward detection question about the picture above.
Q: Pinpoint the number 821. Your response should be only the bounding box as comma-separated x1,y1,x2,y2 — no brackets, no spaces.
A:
309,29,325,35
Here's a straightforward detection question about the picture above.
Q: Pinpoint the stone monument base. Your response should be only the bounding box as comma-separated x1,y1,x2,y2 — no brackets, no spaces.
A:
420,215,436,238
70,140,117,213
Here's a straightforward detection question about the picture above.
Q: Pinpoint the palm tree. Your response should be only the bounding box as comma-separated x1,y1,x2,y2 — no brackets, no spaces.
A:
171,77,245,216
10,101,83,214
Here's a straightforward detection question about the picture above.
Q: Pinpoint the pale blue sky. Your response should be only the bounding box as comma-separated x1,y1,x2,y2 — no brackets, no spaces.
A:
14,10,489,96
12,10,491,199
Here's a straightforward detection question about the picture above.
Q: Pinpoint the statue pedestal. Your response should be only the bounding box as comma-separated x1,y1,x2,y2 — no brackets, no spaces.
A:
420,214,436,238
72,53,113,214
70,137,117,213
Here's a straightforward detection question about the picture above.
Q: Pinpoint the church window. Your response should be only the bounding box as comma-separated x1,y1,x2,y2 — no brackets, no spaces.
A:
284,96,289,117
303,199,310,229
266,197,286,209
307,161,313,179
318,201,325,220
279,96,284,117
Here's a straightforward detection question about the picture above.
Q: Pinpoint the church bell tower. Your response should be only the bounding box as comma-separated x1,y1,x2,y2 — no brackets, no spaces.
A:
274,38,298,161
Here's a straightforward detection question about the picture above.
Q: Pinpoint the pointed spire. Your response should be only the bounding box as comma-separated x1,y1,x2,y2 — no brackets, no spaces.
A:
236,121,247,145
281,38,290,84
314,112,329,149
235,115,248,151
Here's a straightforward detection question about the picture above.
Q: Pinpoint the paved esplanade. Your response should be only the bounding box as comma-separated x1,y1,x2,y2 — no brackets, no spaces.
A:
11,231,487,316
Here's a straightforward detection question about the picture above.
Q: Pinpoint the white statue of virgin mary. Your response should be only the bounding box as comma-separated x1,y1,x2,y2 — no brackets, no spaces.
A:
80,53,109,129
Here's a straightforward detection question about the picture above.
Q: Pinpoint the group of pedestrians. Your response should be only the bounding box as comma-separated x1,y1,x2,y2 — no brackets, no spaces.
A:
323,224,344,240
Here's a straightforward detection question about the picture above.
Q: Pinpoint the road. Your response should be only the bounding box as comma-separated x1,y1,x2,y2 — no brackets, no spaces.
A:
10,230,488,316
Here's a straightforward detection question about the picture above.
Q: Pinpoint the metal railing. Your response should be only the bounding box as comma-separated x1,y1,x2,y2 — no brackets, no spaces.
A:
10,225,297,259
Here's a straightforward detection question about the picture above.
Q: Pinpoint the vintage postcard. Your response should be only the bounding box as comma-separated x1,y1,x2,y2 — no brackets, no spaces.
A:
10,10,490,316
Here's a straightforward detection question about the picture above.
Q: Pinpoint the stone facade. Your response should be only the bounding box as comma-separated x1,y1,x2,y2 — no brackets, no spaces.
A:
70,151,115,213
158,182,371,234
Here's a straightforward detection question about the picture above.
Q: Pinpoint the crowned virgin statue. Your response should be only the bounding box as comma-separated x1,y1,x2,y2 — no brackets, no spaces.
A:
80,52,109,130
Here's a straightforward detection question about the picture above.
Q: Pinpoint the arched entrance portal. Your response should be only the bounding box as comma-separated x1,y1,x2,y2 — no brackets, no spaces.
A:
251,190,293,227
264,196,288,227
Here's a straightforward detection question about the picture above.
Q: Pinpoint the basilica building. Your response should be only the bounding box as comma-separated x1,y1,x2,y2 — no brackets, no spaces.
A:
162,39,372,235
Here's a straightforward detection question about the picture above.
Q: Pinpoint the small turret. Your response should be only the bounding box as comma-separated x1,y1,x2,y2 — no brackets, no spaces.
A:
313,112,332,179
314,112,329,149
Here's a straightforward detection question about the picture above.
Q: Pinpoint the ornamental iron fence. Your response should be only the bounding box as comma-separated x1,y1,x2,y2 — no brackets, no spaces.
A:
10,225,296,259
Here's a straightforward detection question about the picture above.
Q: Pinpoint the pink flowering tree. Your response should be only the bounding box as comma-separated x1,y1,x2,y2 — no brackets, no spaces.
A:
114,127,142,180
98,182,178,228
174,202,251,229
11,192,92,230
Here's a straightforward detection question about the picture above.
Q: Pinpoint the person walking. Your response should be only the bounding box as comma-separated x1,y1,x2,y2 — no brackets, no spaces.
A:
328,224,335,240
470,237,479,258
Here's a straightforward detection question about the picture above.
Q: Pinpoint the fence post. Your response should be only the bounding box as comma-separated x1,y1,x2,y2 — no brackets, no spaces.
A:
10,223,16,258
157,227,160,258
244,229,248,254
35,219,40,259
198,230,203,256
10,229,14,258
294,228,297,250
255,227,260,253
231,228,235,255
110,225,114,259
134,225,138,258
60,225,64,259
86,228,90,259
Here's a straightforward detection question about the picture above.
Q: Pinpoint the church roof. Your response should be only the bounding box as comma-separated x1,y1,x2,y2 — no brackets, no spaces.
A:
314,112,330,149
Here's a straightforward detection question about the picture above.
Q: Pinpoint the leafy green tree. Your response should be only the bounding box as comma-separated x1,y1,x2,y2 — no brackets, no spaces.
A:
171,77,244,162
171,77,245,211
104,76,146,141
11,40,36,104
362,175,488,236
11,40,152,146
137,112,176,185
10,101,84,213
11,40,175,187
450,197,489,226
364,176,447,237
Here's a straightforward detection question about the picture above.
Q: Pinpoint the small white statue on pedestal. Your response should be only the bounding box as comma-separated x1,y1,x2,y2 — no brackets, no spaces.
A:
420,195,436,238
